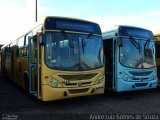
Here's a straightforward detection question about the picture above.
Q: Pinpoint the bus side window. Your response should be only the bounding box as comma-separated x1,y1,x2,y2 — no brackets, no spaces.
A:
23,47,27,57
24,32,32,57
17,36,25,57
5,45,10,58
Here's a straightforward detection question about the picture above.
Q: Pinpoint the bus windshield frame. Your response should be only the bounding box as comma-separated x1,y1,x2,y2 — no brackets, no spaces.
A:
44,31,104,71
118,26,156,69
43,17,103,71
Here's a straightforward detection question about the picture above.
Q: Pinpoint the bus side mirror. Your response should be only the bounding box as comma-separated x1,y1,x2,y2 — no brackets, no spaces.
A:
117,39,122,47
39,33,44,46
115,33,118,36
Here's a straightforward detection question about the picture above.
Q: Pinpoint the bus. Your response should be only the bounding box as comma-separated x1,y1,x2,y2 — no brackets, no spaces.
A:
154,32,160,85
1,16,105,101
103,25,157,92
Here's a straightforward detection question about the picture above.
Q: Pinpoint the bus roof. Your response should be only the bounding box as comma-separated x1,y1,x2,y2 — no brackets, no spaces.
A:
42,16,101,34
2,16,102,48
42,16,99,25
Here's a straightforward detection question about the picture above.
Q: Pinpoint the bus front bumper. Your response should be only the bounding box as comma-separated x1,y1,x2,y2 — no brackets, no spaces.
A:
41,83,104,101
116,79,157,92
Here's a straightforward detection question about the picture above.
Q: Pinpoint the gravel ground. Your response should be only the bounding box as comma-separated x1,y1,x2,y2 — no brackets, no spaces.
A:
0,76,160,120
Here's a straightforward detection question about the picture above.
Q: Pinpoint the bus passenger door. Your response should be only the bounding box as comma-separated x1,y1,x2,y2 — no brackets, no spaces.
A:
28,35,40,97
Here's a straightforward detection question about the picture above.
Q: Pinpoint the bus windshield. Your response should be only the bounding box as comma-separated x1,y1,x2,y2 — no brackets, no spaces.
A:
45,32,104,71
119,37,155,69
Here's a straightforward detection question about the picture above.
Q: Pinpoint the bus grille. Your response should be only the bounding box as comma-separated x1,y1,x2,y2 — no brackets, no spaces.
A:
59,73,97,80
65,82,92,86
129,71,152,76
135,83,148,87
132,78,148,81
68,88,89,94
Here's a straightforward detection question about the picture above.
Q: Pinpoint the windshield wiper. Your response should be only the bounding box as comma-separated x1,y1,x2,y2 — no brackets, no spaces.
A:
61,30,73,47
87,33,93,39
73,63,86,70
129,37,141,54
129,37,140,49
81,39,85,54
144,39,150,50
81,33,93,54
73,62,92,70
61,30,74,56
136,58,144,69
61,30,68,39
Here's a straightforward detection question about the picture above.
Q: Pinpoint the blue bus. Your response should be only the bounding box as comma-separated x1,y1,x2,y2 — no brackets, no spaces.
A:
103,25,157,92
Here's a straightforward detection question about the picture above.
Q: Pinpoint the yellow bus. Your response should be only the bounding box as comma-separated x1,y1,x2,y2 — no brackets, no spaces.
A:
1,16,105,101
155,32,160,85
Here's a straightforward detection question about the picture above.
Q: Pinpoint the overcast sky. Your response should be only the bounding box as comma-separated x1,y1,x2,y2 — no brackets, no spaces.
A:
0,0,160,45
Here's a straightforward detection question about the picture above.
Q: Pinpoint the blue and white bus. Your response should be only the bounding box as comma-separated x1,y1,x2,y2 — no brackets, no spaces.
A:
103,25,157,92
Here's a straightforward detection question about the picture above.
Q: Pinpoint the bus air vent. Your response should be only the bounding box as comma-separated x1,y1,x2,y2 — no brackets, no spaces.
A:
59,73,97,80
129,71,152,76
65,83,77,86
132,78,148,81
81,82,92,85
68,88,89,94
65,82,92,86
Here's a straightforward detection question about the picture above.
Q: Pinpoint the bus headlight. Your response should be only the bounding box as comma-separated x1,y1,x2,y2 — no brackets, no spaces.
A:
95,75,105,84
48,78,62,87
120,72,130,81
53,82,59,87
49,79,53,83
